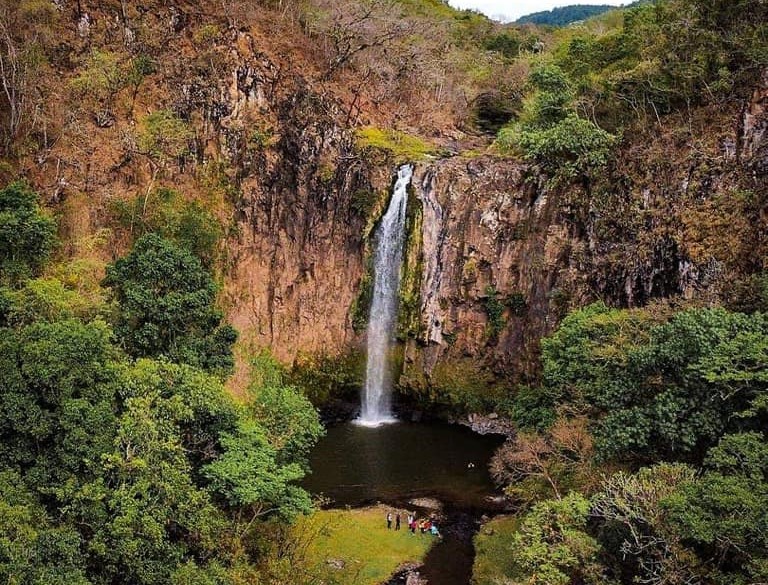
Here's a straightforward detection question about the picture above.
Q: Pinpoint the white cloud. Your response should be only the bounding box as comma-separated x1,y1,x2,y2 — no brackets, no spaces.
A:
447,0,628,22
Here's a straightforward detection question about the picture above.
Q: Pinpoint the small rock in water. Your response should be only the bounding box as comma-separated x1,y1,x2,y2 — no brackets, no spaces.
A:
461,413,515,436
408,497,442,510
386,562,423,585
410,410,423,423
405,572,427,585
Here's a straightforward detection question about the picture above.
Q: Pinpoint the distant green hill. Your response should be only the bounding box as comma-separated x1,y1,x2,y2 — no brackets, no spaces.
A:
515,4,624,26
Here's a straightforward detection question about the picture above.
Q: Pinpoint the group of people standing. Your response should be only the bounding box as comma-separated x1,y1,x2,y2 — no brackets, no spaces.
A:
386,511,440,537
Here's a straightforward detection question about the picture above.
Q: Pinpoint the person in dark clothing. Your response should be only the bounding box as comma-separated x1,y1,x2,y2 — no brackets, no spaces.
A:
386,512,392,529
395,513,401,530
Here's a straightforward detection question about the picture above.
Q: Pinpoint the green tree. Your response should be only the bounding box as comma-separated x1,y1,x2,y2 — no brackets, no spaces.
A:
591,463,699,585
42,359,224,585
497,64,616,182
483,32,520,58
663,433,768,583
138,110,193,163
109,188,223,267
0,307,319,584
0,181,57,285
249,383,324,470
0,319,120,488
704,431,768,481
541,304,768,462
203,419,313,520
0,276,104,327
522,64,575,129
508,493,604,585
103,233,236,375
0,471,89,585
599,309,768,460
516,116,616,182
202,358,323,521
540,302,658,410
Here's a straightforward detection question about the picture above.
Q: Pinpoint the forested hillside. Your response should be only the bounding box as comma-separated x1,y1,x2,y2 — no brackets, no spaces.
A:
0,0,767,583
515,4,626,26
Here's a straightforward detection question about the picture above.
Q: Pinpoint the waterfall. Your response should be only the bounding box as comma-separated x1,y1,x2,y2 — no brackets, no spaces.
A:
356,164,414,427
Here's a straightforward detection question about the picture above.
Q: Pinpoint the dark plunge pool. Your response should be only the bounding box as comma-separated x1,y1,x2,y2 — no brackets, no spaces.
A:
303,420,505,508
302,421,506,585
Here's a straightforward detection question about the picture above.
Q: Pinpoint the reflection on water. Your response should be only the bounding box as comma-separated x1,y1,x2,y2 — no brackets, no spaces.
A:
302,421,504,508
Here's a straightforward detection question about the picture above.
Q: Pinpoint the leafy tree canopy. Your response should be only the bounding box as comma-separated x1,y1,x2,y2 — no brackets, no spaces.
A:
540,303,768,462
103,233,236,375
509,493,604,585
0,203,321,584
0,181,57,285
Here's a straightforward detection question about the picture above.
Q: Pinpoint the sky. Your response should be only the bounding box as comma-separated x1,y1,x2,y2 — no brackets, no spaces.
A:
447,0,627,22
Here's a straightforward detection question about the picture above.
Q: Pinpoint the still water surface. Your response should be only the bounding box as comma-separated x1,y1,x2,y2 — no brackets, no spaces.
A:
303,421,503,507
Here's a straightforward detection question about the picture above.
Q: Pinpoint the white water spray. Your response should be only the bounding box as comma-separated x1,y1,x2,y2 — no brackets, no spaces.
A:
356,165,414,427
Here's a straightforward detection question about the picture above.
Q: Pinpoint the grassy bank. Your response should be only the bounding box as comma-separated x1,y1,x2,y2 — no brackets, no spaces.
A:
472,515,520,585
293,505,435,585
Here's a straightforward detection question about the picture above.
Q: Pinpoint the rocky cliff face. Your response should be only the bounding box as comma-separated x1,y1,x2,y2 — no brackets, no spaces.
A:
9,2,767,405
220,81,370,364
12,1,379,390
395,85,767,405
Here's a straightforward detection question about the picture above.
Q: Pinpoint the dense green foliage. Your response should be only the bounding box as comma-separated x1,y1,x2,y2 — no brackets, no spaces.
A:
138,110,193,163
564,0,765,116
482,27,768,580
497,0,767,182
103,233,237,375
0,195,322,584
490,301,768,584
541,303,768,462
0,182,57,285
515,4,624,26
497,63,616,181
508,494,603,584
288,350,366,404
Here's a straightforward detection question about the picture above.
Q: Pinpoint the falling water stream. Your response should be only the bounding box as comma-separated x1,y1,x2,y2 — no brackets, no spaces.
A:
356,164,414,426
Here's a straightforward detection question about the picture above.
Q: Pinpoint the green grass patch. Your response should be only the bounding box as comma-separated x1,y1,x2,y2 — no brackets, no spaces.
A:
294,506,434,585
472,515,520,585
355,127,438,162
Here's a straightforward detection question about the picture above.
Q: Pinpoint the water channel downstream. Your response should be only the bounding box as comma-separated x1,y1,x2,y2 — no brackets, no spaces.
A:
302,421,506,584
